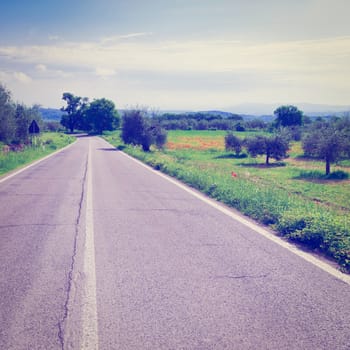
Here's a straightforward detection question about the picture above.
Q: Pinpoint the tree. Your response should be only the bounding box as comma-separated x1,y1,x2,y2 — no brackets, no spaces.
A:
225,133,242,155
121,109,145,145
14,104,42,143
245,135,289,165
85,98,119,134
274,105,303,127
0,84,43,144
0,84,15,143
60,92,86,133
302,118,350,175
121,108,168,151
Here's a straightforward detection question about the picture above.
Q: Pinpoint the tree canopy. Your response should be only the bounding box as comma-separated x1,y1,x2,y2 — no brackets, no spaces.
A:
121,108,167,151
274,105,303,127
225,133,242,155
60,93,88,133
85,98,120,134
245,135,290,165
302,117,350,175
0,83,42,144
60,93,119,134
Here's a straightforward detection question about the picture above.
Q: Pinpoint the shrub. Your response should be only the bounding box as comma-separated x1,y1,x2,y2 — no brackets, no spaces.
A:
225,133,242,155
121,109,168,151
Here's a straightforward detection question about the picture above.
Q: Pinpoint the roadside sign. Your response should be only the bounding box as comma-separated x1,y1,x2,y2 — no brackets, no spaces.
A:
29,120,40,134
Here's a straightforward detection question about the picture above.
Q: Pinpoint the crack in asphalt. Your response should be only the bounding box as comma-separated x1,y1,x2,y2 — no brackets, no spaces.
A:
213,274,269,280
57,154,89,350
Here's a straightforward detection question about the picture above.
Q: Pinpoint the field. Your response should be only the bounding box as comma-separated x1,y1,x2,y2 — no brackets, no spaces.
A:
104,130,350,272
0,133,75,176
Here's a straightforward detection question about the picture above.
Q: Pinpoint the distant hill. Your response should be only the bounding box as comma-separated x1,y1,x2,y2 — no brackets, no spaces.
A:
39,108,64,121
226,103,350,117
197,110,242,119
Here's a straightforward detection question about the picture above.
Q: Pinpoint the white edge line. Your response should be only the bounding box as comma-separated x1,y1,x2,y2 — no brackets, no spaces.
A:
118,150,350,286
81,139,99,350
0,138,78,184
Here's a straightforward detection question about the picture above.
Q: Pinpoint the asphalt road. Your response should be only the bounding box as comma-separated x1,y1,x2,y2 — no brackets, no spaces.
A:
0,136,349,350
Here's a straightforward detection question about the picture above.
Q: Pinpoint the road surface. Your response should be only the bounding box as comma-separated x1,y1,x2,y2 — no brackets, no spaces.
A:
0,136,349,349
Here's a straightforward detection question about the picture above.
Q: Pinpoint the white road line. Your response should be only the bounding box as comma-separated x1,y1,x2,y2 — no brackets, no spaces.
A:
0,139,77,184
119,150,350,286
81,140,99,349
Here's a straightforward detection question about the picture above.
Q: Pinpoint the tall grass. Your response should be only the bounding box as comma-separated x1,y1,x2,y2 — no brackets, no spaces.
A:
0,133,75,176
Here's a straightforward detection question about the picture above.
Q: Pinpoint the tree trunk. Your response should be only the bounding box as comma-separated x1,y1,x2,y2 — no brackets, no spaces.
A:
326,158,331,175
266,155,269,165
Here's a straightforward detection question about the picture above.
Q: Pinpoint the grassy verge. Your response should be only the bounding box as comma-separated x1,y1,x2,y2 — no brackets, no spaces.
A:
0,133,75,176
103,130,350,272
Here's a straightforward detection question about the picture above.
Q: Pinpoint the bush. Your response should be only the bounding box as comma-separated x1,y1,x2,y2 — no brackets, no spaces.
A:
121,109,168,151
225,133,242,155
154,127,168,150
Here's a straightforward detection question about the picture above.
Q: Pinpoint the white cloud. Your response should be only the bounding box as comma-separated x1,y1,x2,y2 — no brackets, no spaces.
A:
48,35,61,41
1,36,349,77
1,35,349,108
95,67,116,77
13,71,32,84
101,32,153,44
35,64,47,72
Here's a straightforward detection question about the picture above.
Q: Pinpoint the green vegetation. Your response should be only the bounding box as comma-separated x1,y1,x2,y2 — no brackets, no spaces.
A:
0,83,43,145
103,129,350,272
273,105,303,127
0,133,74,176
60,92,119,133
302,118,350,175
0,84,75,176
121,108,167,151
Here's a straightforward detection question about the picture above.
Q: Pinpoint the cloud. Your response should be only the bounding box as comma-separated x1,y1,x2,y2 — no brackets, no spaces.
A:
1,36,349,77
95,67,116,77
100,32,153,44
35,64,47,72
48,35,62,41
13,71,32,84
1,35,349,108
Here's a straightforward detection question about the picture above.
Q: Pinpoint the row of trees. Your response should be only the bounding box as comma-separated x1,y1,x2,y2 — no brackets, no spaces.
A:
225,115,350,175
60,92,120,134
153,112,243,131
0,84,42,144
150,105,306,131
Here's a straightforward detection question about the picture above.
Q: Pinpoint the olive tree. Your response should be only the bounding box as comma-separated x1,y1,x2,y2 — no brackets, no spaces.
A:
225,133,242,155
302,118,350,175
274,105,303,127
245,135,289,165
121,108,167,151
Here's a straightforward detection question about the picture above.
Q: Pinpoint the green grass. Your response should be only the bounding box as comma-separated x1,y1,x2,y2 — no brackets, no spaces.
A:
0,133,75,176
103,130,350,272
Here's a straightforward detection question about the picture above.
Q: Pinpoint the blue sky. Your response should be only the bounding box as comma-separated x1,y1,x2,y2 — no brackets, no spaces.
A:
1,0,349,112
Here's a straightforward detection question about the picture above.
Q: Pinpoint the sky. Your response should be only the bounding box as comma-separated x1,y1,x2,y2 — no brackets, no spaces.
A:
0,0,350,113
